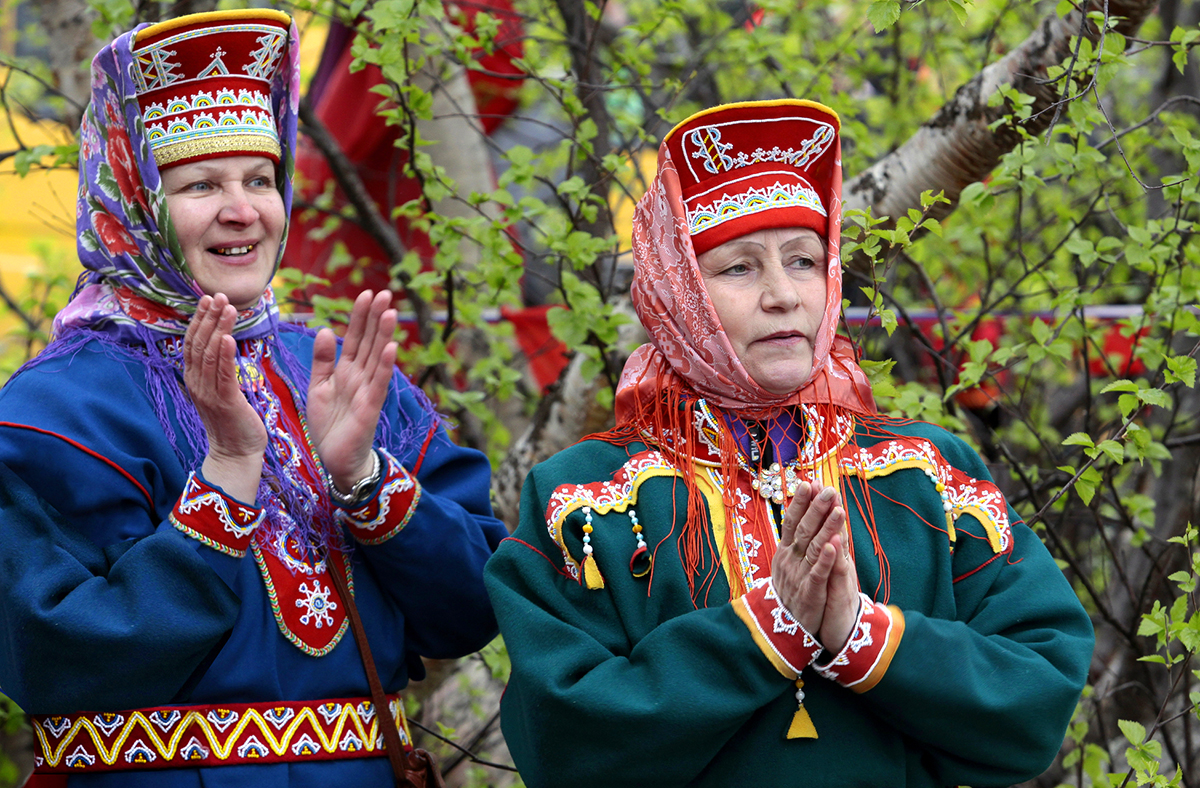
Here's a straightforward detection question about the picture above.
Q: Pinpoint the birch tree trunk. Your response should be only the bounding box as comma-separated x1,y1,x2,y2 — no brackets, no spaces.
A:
844,0,1159,221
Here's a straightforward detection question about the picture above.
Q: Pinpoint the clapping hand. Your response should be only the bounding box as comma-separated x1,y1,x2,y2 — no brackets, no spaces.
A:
770,481,860,653
183,293,269,504
307,290,399,494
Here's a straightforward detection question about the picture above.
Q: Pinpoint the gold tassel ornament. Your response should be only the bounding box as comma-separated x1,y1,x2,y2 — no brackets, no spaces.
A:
786,678,818,739
581,506,605,589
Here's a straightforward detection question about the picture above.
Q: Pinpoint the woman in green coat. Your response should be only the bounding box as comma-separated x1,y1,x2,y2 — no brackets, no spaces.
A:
485,99,1094,787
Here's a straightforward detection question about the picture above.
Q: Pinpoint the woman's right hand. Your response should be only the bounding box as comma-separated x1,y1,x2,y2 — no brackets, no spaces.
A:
770,481,856,649
183,293,267,503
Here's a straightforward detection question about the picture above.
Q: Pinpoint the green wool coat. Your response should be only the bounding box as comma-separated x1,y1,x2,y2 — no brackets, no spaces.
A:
485,413,1094,788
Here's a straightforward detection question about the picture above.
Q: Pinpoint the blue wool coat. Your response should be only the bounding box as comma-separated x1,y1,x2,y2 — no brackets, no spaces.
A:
0,328,507,787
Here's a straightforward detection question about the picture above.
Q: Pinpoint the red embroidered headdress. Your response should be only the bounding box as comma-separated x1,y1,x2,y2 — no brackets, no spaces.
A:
665,100,840,256
131,9,291,168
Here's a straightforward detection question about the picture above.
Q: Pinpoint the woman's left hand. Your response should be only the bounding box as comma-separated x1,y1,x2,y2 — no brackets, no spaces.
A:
307,290,398,494
772,481,860,652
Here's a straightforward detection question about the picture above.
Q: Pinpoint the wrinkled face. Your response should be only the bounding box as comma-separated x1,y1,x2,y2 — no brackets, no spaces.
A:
697,227,828,395
162,155,285,310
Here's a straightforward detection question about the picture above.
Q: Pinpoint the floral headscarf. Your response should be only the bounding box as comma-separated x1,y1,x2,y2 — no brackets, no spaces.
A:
53,15,300,341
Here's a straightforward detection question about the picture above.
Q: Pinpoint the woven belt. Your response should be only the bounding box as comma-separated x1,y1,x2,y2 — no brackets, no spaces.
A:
31,693,412,773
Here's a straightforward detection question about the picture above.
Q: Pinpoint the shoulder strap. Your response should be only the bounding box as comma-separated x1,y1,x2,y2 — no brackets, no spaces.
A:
327,554,412,787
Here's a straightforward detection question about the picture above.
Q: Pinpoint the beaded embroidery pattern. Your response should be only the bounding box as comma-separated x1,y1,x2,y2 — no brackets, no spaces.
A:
692,402,1012,593
544,451,679,580
555,403,1013,595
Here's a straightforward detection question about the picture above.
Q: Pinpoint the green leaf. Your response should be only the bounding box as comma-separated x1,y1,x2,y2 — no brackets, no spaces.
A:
1174,45,1189,75
1101,379,1139,394
1165,356,1197,388
1138,388,1171,409
12,144,55,177
867,1,901,33
1096,440,1124,464
880,308,898,336
1063,433,1095,448
1074,466,1103,505
1030,318,1053,345
1118,719,1146,746
920,189,950,208
946,0,972,25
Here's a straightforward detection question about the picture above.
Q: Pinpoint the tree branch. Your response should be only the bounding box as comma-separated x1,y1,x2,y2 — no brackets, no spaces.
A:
297,97,435,347
844,0,1158,223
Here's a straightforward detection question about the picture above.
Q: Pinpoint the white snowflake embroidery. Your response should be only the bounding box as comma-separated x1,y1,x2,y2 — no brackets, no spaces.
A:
848,620,874,654
123,739,157,764
763,579,801,636
770,604,800,637
92,713,124,736
295,579,338,628
205,709,238,732
291,729,324,758
317,702,344,724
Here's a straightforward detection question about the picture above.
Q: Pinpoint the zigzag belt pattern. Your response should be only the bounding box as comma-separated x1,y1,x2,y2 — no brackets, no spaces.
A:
31,693,411,773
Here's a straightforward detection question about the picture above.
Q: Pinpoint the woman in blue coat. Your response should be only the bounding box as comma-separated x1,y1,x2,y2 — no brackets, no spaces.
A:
0,9,506,786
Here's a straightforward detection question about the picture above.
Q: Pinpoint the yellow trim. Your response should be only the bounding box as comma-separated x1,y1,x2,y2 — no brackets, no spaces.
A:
732,596,798,679
153,135,281,168
844,454,1013,552
846,456,955,542
35,698,406,767
693,467,738,594
663,99,841,146
134,9,292,44
850,605,906,694
959,506,1001,552
547,464,681,579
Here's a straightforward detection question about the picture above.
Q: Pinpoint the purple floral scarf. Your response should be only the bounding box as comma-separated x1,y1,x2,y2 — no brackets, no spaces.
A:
54,19,301,341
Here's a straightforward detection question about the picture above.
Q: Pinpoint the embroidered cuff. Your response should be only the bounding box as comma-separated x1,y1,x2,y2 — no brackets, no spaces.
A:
732,578,824,679
814,593,905,692
336,448,421,546
169,471,264,558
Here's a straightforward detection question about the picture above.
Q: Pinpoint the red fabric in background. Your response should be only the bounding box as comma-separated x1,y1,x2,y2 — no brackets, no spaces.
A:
391,306,570,394
1088,324,1149,378
502,305,570,392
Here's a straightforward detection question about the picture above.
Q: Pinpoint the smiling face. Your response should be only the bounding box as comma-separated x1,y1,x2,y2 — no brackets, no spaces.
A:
162,155,285,310
696,227,828,395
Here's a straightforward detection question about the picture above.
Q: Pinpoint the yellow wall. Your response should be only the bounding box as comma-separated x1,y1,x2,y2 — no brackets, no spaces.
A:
0,88,78,291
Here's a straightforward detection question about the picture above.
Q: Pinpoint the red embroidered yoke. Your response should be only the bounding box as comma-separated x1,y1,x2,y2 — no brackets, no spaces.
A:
168,340,421,657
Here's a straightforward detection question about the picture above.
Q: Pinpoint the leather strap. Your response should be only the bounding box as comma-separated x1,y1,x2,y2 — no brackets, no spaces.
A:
327,553,410,787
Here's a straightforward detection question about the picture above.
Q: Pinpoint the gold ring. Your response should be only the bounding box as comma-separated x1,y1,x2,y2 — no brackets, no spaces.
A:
804,552,818,567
